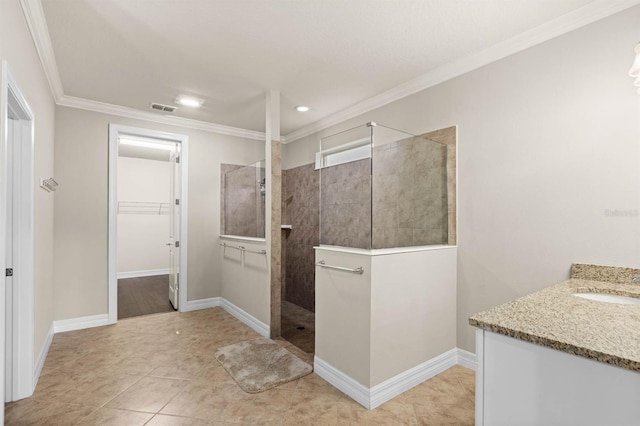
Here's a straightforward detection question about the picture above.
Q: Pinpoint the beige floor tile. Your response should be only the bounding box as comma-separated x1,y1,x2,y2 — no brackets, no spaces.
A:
149,353,216,380
284,390,351,425
219,388,293,425
414,402,474,426
147,413,210,425
106,376,189,413
6,308,475,425
351,399,419,425
75,407,154,425
68,373,143,407
160,381,242,419
295,372,345,397
5,400,95,425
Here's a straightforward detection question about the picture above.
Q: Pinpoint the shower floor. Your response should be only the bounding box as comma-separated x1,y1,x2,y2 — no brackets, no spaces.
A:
281,300,315,355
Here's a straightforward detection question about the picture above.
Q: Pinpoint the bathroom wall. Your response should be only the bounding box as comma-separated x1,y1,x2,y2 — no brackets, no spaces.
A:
282,163,319,312
54,106,264,320
0,0,57,365
220,163,265,238
284,6,640,354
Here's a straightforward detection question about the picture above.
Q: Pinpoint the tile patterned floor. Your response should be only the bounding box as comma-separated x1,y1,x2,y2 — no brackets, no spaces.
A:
6,308,474,425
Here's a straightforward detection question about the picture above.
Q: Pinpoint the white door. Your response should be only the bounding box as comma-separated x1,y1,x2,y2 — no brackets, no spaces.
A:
4,118,13,403
168,145,180,309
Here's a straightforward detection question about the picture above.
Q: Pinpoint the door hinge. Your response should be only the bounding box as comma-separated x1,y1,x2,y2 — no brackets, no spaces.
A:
175,241,180,248
5,268,13,277
175,198,180,205
175,156,180,164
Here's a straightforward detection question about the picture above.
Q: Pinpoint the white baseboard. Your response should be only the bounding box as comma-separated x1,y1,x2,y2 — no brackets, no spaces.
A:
315,348,460,410
457,348,477,370
314,356,371,408
117,269,170,279
221,298,270,338
33,323,54,388
53,314,110,333
183,297,221,312
370,348,458,408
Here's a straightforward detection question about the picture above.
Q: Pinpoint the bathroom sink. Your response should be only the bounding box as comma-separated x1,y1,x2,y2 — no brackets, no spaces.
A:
573,293,640,305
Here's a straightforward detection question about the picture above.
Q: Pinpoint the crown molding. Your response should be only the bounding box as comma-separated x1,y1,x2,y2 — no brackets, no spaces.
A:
20,0,268,141
19,0,64,102
22,0,639,143
58,95,267,141
284,0,640,143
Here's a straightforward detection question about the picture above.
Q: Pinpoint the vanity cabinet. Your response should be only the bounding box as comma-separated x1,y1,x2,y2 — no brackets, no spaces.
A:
475,329,640,426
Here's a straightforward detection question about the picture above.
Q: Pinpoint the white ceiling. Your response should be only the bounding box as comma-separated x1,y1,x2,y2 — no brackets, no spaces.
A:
39,0,614,137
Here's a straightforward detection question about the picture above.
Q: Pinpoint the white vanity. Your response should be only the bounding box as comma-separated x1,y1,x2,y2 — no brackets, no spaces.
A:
470,263,640,426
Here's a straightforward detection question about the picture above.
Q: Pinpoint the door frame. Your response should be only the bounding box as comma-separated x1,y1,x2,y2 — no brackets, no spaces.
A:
108,124,189,323
0,61,35,405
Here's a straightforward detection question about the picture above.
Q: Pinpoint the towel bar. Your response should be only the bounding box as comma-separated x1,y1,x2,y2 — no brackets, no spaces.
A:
315,260,364,274
219,242,266,255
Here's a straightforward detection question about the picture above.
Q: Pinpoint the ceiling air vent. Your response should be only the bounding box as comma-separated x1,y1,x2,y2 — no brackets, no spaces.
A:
150,103,177,113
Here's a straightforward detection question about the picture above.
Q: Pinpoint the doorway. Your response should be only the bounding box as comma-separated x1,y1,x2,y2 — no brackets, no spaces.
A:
1,61,35,414
108,125,188,323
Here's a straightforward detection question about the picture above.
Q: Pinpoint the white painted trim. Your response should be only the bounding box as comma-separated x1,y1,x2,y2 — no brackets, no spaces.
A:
53,314,110,333
117,269,170,279
314,348,458,410
18,0,270,141
108,126,118,324
220,299,270,337
59,96,267,141
19,0,64,102
0,63,8,416
475,329,485,426
284,0,640,143
370,348,458,409
314,356,371,409
457,348,477,371
314,244,456,256
184,297,222,312
33,323,53,388
23,0,638,144
2,62,36,403
177,137,189,313
108,124,189,323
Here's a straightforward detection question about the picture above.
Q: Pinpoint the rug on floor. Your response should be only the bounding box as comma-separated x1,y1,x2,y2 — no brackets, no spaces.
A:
214,337,313,393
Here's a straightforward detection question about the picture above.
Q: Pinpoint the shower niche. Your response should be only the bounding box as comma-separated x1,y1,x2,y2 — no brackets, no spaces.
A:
220,159,266,238
314,123,458,409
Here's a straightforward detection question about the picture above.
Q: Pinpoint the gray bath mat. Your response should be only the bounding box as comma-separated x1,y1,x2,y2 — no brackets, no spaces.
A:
214,337,313,393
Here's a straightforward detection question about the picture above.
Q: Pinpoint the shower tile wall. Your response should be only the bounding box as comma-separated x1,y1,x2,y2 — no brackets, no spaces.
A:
372,136,448,248
280,130,453,312
282,164,319,312
420,126,457,245
220,163,265,238
320,159,372,249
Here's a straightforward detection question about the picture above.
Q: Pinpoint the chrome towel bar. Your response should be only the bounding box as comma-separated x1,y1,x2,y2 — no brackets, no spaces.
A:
219,242,266,255
315,260,364,274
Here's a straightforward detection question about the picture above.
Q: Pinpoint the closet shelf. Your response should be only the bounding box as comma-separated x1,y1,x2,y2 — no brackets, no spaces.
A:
118,201,171,215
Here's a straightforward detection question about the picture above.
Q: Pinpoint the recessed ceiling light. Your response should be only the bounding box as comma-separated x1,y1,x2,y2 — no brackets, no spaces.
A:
119,138,175,151
175,95,205,108
295,105,310,112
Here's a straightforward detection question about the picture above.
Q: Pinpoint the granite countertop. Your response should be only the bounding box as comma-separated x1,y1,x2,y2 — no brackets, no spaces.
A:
469,263,640,373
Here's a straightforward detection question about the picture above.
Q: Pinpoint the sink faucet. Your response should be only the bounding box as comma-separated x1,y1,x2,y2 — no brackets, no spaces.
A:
631,275,640,283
